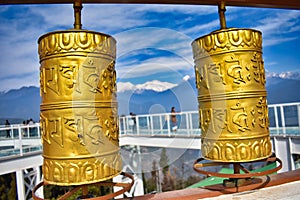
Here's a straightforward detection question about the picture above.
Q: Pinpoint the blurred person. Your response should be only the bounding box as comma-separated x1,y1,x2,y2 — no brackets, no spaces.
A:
5,120,11,138
130,112,137,133
171,107,178,132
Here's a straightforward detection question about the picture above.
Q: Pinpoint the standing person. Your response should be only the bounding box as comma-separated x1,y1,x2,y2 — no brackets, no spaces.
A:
130,112,137,133
5,120,11,138
28,118,34,125
28,118,34,135
22,121,27,137
171,107,177,132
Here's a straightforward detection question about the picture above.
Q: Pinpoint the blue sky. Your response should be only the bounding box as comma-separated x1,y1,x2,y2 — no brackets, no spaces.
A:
0,4,300,91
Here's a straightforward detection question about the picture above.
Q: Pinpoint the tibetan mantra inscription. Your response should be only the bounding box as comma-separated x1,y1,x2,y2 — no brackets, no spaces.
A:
38,30,121,185
192,28,272,162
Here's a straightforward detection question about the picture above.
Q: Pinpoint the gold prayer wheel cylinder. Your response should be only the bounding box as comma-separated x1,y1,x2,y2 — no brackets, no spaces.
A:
192,28,272,162
38,30,121,185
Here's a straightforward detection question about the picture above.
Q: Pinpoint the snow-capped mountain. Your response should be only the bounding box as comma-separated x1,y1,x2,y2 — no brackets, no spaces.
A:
117,82,136,92
1,73,300,123
266,71,300,80
117,77,197,115
117,80,178,93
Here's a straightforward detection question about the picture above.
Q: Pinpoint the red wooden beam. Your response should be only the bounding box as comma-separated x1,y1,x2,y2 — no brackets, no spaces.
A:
0,0,300,10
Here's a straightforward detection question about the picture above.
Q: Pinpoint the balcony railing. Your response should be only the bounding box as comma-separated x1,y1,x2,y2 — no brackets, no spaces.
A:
1,102,300,159
120,102,300,136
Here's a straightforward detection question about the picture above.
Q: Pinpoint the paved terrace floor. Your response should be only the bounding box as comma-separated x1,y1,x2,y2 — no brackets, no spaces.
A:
123,169,300,200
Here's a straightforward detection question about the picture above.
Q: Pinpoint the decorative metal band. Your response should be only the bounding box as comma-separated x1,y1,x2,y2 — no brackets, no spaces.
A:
201,136,272,162
39,56,117,101
199,96,269,137
40,101,118,110
38,30,120,185
43,152,122,186
42,148,120,160
198,90,267,102
194,49,266,94
38,30,116,61
202,132,271,141
192,28,271,162
40,107,119,145
192,28,262,60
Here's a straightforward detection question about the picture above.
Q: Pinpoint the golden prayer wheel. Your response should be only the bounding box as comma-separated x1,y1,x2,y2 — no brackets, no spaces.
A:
192,27,272,162
38,29,122,185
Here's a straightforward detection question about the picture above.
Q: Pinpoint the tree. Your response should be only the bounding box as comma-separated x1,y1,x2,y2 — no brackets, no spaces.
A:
8,173,16,200
159,148,169,175
0,173,16,199
143,160,158,193
159,148,175,191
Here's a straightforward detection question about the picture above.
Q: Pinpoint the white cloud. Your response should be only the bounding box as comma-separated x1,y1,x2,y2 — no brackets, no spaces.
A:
263,37,298,46
117,80,177,92
252,10,300,44
114,27,194,81
28,5,73,28
256,10,300,33
117,56,192,80
114,27,193,62
134,4,216,15
183,75,191,81
82,5,152,32
0,4,299,92
183,19,220,36
81,4,216,34
0,72,39,92
289,25,300,33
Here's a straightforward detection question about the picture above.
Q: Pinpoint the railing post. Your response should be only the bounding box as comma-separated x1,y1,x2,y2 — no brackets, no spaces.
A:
127,116,130,134
189,113,193,135
167,114,171,137
146,116,150,133
16,170,25,200
118,118,121,134
150,116,154,136
273,136,278,158
288,137,294,170
36,166,41,184
37,123,40,137
280,105,286,128
297,104,300,129
185,113,190,136
136,116,140,136
11,125,14,139
122,117,127,135
27,125,30,138
18,125,23,156
274,106,279,128
159,115,163,134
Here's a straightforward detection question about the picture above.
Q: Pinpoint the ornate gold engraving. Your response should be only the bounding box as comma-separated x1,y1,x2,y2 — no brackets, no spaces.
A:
39,30,120,185
192,28,272,162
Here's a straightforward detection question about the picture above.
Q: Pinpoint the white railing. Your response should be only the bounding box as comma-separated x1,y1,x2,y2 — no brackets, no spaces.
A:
119,111,200,137
0,123,41,139
0,123,41,158
121,102,300,136
1,102,300,158
268,102,300,135
268,102,300,128
0,102,299,200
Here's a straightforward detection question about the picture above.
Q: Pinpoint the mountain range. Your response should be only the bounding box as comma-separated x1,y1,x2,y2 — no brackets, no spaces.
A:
0,76,300,124
118,78,197,115
0,86,40,124
117,80,177,93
